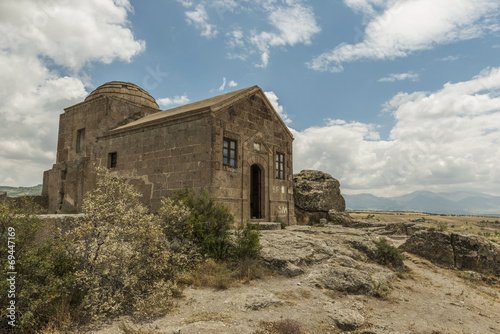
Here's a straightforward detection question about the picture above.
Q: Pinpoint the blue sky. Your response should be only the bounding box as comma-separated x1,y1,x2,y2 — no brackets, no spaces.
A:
1,0,500,197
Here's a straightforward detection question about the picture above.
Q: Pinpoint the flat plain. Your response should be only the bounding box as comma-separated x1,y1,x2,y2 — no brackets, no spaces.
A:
348,210,500,244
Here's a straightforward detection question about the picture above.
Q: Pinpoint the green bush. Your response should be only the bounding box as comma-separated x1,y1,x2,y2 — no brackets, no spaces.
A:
66,168,185,320
167,188,235,260
0,199,77,332
374,238,405,270
234,222,262,259
159,188,262,261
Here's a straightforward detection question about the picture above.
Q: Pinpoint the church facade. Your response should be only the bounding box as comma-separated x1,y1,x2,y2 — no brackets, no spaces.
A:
42,82,295,225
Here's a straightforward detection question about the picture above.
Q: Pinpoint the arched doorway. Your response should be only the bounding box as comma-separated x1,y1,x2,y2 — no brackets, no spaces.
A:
250,164,263,219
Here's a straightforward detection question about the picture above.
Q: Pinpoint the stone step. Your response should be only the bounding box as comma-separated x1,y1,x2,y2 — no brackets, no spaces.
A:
251,221,282,230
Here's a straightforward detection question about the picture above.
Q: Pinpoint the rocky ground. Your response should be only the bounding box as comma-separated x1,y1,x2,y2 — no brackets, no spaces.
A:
88,221,500,334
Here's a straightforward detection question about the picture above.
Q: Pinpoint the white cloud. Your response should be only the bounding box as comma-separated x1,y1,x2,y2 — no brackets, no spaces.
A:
250,2,321,67
0,0,145,70
183,1,320,67
214,77,238,92
211,0,239,12
309,0,499,72
0,0,144,186
185,4,218,38
438,55,460,62
342,0,386,17
177,0,194,7
378,71,419,82
293,67,500,196
226,29,248,60
157,95,190,108
219,77,227,91
265,91,292,124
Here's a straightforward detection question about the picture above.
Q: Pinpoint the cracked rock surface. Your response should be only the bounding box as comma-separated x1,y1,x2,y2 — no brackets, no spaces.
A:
400,230,500,277
91,223,500,334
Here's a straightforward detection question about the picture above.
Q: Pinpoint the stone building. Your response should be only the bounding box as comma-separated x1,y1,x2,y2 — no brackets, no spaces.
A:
42,81,295,224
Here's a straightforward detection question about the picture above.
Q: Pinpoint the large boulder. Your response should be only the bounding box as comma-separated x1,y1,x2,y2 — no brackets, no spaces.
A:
400,231,500,277
293,170,346,212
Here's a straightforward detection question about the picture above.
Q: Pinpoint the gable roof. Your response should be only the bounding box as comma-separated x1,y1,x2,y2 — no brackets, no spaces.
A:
110,85,293,139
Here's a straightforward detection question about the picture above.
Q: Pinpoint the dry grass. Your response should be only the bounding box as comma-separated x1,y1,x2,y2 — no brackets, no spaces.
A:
185,311,232,324
184,257,274,290
320,287,348,300
118,322,163,334
372,280,393,299
274,288,313,306
256,318,308,334
274,290,301,306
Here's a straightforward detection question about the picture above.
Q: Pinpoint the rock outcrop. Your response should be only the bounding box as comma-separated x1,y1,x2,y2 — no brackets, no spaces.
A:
293,170,346,224
293,170,346,212
260,225,395,295
400,231,500,277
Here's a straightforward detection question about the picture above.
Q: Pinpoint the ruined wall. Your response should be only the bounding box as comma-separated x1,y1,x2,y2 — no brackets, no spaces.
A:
211,93,295,225
44,96,159,212
93,113,213,211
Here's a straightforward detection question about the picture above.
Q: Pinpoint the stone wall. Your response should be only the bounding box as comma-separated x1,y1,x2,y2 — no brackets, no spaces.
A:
44,96,159,212
95,112,213,211
211,94,295,225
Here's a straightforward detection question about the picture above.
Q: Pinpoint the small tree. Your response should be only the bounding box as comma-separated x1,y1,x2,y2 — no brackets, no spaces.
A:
374,238,405,270
66,168,183,320
0,199,76,332
159,188,262,261
169,188,234,260
234,221,262,260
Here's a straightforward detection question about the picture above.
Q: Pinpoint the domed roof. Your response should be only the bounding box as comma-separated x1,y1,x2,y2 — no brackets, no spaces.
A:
85,81,159,109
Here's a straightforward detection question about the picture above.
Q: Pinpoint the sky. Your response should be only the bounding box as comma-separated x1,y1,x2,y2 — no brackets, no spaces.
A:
1,0,500,197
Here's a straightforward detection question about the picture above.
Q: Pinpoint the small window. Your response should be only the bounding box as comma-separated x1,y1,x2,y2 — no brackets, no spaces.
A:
223,138,237,167
108,152,118,168
276,152,285,179
76,128,85,153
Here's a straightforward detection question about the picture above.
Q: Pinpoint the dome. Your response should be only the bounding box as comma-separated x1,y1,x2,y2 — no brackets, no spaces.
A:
85,81,159,109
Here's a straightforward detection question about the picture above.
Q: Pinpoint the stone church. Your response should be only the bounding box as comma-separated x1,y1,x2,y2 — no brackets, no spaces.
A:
42,81,295,225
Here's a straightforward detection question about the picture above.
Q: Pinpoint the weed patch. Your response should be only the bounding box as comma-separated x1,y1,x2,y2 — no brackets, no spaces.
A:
374,238,405,271
187,257,272,289
258,318,306,334
185,311,232,324
372,280,393,299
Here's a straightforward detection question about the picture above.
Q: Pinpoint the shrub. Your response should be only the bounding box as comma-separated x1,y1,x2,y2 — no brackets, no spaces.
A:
437,222,448,231
66,168,185,320
260,318,304,334
234,221,262,260
274,318,304,334
168,188,234,260
163,187,264,261
372,280,393,299
157,197,200,270
374,238,405,270
0,199,77,332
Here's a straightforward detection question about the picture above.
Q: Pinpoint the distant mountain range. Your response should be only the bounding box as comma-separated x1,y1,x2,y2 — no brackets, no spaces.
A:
0,185,42,197
344,190,500,215
2,184,499,215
